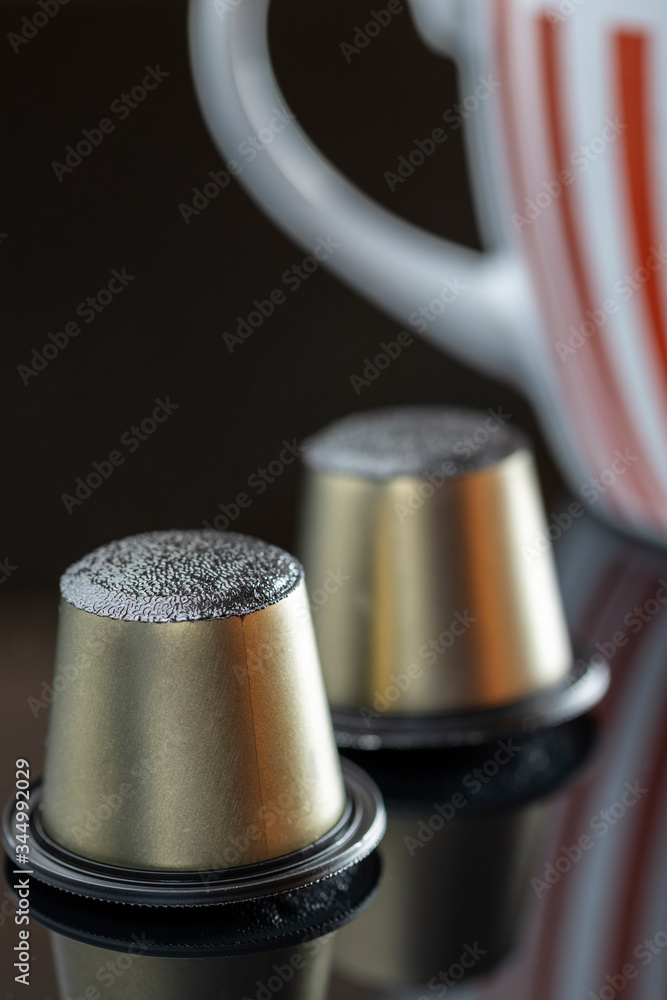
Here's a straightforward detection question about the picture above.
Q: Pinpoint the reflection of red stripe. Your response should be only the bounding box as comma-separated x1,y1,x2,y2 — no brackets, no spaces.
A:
539,17,659,520
530,573,639,999
530,558,654,1000
617,33,667,407
628,760,667,1000
611,637,667,994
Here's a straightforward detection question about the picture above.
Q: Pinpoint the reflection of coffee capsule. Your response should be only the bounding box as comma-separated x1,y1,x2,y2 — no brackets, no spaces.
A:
2,531,385,947
298,407,609,747
49,930,335,1000
334,716,594,990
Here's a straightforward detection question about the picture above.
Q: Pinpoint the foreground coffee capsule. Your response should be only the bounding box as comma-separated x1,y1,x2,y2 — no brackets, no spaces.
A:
298,407,609,747
2,531,384,941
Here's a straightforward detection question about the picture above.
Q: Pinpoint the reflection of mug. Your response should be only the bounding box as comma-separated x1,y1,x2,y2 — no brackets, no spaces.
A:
190,0,667,543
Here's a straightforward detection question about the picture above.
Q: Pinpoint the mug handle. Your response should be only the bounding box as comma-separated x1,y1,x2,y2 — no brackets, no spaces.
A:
409,0,467,57
189,0,533,382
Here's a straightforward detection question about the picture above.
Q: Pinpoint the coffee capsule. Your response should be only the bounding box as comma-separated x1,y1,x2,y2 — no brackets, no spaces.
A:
2,530,384,945
298,407,609,747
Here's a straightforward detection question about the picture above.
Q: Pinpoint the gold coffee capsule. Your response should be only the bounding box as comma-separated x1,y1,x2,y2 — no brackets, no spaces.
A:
41,530,346,871
298,407,607,743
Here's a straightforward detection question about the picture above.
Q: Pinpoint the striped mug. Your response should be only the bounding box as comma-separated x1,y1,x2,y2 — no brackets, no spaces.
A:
190,0,667,544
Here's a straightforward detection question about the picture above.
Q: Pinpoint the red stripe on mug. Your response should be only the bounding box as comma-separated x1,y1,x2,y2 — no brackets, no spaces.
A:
617,33,667,418
494,0,610,509
539,16,662,523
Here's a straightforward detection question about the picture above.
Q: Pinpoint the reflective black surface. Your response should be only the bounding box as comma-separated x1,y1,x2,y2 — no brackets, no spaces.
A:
3,0,667,994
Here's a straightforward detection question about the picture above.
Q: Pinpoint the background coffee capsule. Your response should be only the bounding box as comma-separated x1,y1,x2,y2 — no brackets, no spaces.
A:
2,530,384,924
298,407,609,746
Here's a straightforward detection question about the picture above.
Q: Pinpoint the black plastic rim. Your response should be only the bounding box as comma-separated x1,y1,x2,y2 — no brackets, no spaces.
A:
332,650,610,750
341,714,596,815
2,758,385,907
3,851,382,957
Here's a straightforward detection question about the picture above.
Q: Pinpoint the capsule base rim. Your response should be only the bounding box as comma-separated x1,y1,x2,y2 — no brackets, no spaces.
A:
332,649,609,750
1,758,385,907
2,850,382,957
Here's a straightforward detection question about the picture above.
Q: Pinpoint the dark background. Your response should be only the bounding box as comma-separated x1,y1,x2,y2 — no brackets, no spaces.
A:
3,8,657,999
0,0,561,599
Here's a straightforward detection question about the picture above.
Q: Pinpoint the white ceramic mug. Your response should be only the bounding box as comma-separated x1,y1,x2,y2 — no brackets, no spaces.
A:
189,0,667,544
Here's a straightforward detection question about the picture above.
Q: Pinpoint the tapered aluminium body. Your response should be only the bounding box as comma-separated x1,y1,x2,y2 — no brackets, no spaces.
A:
299,407,574,716
41,530,346,871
